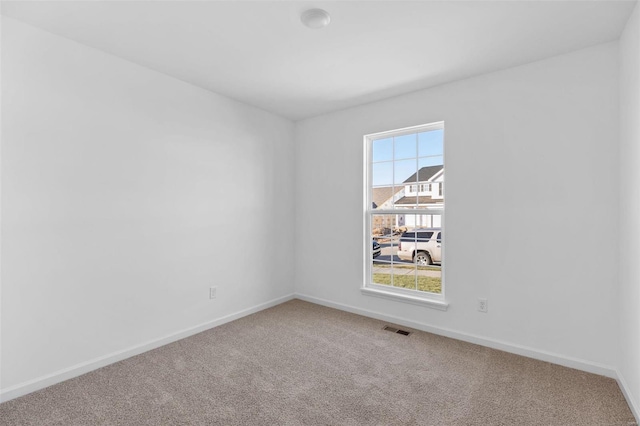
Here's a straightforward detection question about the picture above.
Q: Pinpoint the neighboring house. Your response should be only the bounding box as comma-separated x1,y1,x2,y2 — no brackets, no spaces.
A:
374,165,444,230
371,186,400,210
371,186,403,234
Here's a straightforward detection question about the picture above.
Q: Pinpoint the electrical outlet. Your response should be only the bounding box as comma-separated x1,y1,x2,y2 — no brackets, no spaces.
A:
478,298,488,313
209,287,217,299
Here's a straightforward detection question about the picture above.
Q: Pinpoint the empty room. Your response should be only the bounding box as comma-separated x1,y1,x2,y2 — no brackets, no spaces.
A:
1,0,639,424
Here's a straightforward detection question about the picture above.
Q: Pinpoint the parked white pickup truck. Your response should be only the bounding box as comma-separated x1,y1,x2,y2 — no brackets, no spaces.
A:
397,228,442,265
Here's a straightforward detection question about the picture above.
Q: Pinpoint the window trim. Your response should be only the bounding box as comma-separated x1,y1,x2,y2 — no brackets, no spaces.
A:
363,121,448,310
360,286,449,310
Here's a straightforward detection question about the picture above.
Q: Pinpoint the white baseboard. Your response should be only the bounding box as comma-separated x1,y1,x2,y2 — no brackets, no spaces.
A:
0,293,295,404
294,293,618,379
616,369,640,424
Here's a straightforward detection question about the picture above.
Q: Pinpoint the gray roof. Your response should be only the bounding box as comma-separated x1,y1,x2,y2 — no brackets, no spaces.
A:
394,196,443,205
403,165,443,183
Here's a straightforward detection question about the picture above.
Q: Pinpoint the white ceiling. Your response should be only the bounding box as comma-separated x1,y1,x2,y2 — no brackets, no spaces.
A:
1,1,636,120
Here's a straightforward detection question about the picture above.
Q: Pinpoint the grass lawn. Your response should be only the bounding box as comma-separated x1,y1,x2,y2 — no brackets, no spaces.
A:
372,273,441,294
373,262,441,272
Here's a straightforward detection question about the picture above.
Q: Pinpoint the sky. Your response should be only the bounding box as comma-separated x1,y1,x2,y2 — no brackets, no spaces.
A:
372,129,443,187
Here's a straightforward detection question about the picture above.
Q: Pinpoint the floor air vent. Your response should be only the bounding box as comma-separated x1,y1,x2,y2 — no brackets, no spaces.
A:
383,326,411,336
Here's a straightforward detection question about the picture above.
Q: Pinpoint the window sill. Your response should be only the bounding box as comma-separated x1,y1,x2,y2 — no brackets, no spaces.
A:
360,287,449,311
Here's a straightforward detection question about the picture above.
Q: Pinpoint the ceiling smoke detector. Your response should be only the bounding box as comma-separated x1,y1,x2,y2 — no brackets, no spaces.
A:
301,9,331,29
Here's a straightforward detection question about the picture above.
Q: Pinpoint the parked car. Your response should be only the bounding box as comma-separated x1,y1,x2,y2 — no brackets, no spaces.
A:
372,240,381,258
397,228,441,265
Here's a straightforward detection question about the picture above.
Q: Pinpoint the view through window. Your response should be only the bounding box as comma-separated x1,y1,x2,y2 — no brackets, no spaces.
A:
366,122,444,297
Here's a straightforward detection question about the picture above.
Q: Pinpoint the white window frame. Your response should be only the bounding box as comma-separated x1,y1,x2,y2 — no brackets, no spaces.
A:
362,122,448,310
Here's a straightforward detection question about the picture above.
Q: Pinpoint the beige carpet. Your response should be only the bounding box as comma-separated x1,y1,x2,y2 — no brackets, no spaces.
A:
0,299,635,425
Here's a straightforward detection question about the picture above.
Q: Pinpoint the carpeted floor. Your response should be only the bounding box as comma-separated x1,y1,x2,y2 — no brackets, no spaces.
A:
0,299,636,425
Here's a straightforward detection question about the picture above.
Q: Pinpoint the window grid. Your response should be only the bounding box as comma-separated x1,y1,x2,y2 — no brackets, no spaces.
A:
366,122,445,300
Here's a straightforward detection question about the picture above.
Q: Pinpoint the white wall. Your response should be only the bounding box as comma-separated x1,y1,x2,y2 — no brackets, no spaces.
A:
295,42,620,372
1,17,295,395
619,2,640,418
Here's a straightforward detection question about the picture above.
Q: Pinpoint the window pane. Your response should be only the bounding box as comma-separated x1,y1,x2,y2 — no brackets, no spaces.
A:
372,267,393,287
394,133,416,160
372,186,399,210
418,129,444,157
394,159,417,185
392,266,417,291
411,213,442,229
417,264,442,294
418,156,444,169
372,162,393,187
371,214,397,238
372,137,393,162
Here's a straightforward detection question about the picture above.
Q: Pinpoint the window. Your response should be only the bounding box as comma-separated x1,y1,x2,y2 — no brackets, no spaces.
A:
364,122,446,309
